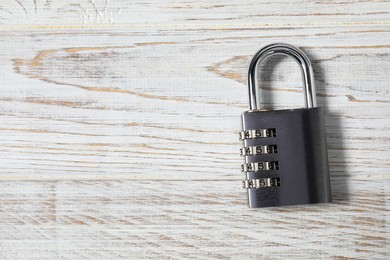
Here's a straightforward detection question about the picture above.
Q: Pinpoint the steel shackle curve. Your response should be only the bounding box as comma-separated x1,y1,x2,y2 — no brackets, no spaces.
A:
247,43,317,110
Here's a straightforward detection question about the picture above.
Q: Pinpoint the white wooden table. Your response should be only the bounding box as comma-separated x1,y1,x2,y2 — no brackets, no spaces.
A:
0,1,389,259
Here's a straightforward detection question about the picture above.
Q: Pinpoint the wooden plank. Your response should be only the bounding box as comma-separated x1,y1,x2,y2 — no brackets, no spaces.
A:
0,179,388,259
0,26,389,180
0,0,389,28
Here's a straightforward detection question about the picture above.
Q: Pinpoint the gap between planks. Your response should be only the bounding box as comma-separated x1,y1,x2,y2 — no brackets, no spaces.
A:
0,175,387,181
0,21,390,31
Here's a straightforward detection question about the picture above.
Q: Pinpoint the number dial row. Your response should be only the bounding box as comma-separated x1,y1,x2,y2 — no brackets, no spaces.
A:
239,128,276,140
242,178,281,189
241,161,279,172
240,145,277,156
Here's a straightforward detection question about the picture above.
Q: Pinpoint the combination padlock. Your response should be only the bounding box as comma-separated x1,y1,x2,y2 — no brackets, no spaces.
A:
240,43,332,208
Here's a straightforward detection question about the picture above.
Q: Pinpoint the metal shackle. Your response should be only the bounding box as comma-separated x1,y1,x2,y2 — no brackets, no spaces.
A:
247,43,317,110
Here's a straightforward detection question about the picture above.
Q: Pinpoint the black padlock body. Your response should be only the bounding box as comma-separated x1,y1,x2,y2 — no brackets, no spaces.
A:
241,107,332,208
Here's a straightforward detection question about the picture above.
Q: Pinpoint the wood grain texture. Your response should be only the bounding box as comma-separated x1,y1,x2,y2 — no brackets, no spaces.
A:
0,0,389,27
0,180,388,259
0,0,389,259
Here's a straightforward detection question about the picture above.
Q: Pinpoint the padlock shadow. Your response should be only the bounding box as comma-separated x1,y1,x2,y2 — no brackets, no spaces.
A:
307,51,350,202
257,53,349,202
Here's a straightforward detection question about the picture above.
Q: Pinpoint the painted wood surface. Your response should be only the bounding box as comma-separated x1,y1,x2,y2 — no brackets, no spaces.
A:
0,1,389,259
